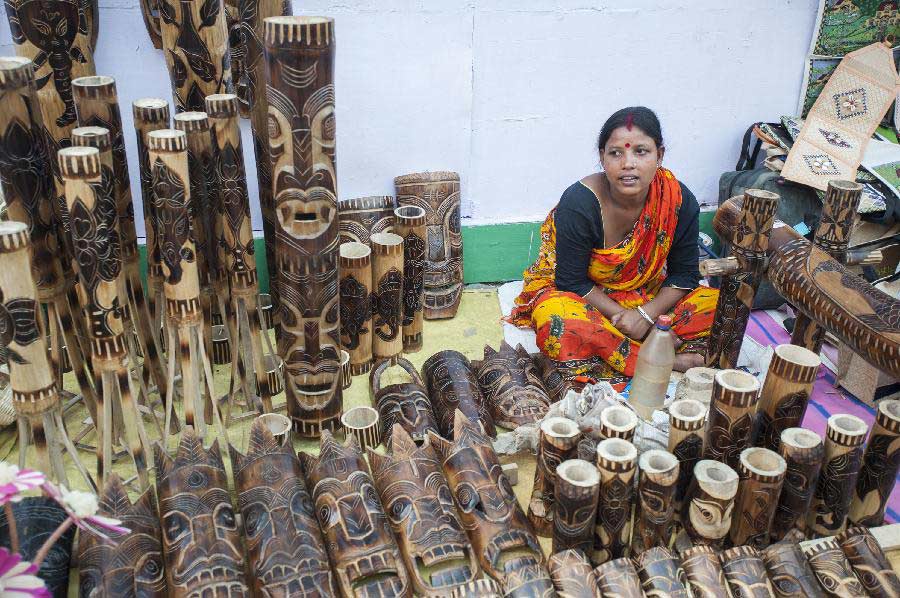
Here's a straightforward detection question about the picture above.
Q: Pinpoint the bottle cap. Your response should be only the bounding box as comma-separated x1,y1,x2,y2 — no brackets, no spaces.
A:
656,315,672,330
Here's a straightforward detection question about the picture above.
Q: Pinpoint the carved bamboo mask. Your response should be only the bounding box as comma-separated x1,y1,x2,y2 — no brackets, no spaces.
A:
476,341,551,428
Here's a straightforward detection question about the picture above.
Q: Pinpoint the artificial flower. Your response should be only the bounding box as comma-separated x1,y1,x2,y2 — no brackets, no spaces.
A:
0,464,45,506
0,547,50,597
41,482,129,541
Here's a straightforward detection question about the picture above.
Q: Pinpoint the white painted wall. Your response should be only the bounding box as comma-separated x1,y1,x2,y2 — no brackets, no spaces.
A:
1,0,819,234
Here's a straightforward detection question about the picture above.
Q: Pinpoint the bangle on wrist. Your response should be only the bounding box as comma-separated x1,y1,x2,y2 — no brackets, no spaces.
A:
636,305,655,326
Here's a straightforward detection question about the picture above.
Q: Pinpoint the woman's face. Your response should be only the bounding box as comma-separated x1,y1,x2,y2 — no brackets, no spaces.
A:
599,125,664,203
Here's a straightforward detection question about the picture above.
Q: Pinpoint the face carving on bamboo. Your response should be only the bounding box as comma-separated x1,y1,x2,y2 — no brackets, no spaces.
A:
423,350,496,439
688,494,734,541
375,385,439,450
229,420,335,597
298,432,411,597
78,475,167,598
151,156,194,286
430,411,553,594
154,429,249,598
216,140,255,286
368,426,478,594
476,342,550,428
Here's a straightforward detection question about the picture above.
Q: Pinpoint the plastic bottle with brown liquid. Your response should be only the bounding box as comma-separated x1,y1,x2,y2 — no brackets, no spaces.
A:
628,314,675,420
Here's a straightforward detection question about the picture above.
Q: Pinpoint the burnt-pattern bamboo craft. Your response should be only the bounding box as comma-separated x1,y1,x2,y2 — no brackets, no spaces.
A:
552,459,599,556
593,437,637,564
850,399,900,527
394,205,425,352
450,578,503,598
229,418,335,596
836,526,900,598
548,549,602,598
138,0,163,48
430,410,553,595
265,16,342,437
338,195,395,245
157,0,232,111
668,398,706,509
368,425,478,595
339,242,372,375
728,446,786,549
370,232,404,361
370,357,439,449
705,189,778,369
703,369,761,470
756,344,821,453
632,449,678,554
154,428,249,597
597,405,637,442
681,459,739,549
532,352,569,403
77,474,168,598
808,414,868,538
528,416,580,536
422,349,496,438
634,546,689,598
394,171,463,319
803,537,867,597
593,557,643,598
762,541,826,598
720,545,777,598
476,341,551,429
680,545,729,598
773,427,824,541
299,431,411,597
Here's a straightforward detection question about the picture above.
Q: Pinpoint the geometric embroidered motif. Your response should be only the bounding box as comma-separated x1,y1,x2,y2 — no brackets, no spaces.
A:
833,88,868,120
818,128,852,148
803,154,841,175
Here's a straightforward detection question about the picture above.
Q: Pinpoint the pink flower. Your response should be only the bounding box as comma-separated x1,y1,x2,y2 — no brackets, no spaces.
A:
41,482,129,542
0,464,45,506
0,547,50,597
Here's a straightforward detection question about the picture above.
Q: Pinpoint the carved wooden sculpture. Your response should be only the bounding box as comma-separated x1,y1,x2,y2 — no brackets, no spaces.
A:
370,356,439,449
338,195,395,245
370,232,404,361
341,406,380,451
422,349,496,438
762,541,826,598
59,144,152,489
298,431,411,597
728,446,786,549
430,410,553,595
547,549,602,598
477,341,551,428
634,546,689,598
597,405,637,441
632,449,678,554
157,0,232,111
791,180,863,352
756,344,821,454
836,526,900,598
77,474,168,598
720,545,777,598
154,428,249,597
850,399,900,527
255,412,290,445
339,242,373,375
593,437,636,564
528,416,580,536
681,459,739,549
394,171,463,319
808,413,868,538
229,418,335,596
265,16,342,437
668,398,706,509
773,427,824,540
703,369,761,470
553,459,599,556
593,557,643,598
394,205,426,352
368,425,478,595
680,545,729,598
803,537,867,597
138,0,163,48
532,352,570,403
705,188,778,369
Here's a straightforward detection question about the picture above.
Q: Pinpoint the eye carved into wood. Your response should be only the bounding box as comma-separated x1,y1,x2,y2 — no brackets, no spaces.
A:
476,341,551,429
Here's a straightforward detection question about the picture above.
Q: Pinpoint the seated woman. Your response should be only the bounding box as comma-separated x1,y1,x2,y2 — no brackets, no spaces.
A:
508,107,718,384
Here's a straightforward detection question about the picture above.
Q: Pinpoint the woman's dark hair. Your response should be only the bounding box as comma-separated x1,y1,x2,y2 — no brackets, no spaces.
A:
597,106,663,152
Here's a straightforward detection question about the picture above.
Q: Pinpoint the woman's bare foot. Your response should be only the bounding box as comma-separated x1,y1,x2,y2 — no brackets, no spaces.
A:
673,353,704,372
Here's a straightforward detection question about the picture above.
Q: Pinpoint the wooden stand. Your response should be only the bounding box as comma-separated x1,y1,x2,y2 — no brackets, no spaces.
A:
593,437,637,564
552,459,599,555
703,369,761,470
338,195,395,245
808,414,868,538
527,416,580,536
772,427,824,541
850,399,900,527
632,449,678,553
339,242,373,375
682,459,738,549
394,205,426,352
370,232,404,361
728,447,786,549
755,344,821,453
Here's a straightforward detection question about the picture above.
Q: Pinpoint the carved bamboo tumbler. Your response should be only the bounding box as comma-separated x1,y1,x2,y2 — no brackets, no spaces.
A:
548,549,602,598
632,449,678,553
340,406,380,452
211,324,230,364
394,205,426,352
762,541,826,598
669,398,706,505
808,413,868,537
703,368,761,470
593,438,636,564
339,242,372,375
553,459,599,555
593,557,643,598
803,537,867,597
598,405,638,441
772,427,824,540
370,232,404,361
721,545,777,598
681,459,739,549
850,399,900,527
634,546,689,598
265,16,342,437
756,344,821,453
728,446,786,549
340,349,350,389
836,526,900,598
680,545,729,598
528,416,580,536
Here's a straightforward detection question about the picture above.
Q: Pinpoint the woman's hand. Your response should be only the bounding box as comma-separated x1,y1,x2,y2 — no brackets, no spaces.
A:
610,309,652,341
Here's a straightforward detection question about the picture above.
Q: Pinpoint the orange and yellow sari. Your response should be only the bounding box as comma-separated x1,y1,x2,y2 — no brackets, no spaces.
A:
508,168,718,383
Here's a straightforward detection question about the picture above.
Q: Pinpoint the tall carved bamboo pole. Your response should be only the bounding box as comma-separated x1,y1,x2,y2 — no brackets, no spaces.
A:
553,459,599,555
728,446,786,549
593,437,636,564
772,427,824,540
668,398,706,512
682,459,739,549
394,205,426,352
339,242,373,375
849,399,900,527
370,232,404,362
632,449,678,553
703,369,761,470
528,416,580,536
265,16,342,437
755,344,821,453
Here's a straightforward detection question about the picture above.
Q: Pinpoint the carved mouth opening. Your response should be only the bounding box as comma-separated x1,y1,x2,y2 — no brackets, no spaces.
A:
781,428,820,449
496,547,542,571
413,552,472,589
350,571,400,592
293,212,317,222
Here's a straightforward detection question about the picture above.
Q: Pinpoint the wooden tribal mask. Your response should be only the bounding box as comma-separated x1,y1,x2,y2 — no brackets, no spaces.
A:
78,474,167,597
370,357,440,450
475,342,551,428
367,426,478,594
429,410,553,595
298,431,411,597
229,419,335,596
422,350,496,438
154,428,250,597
